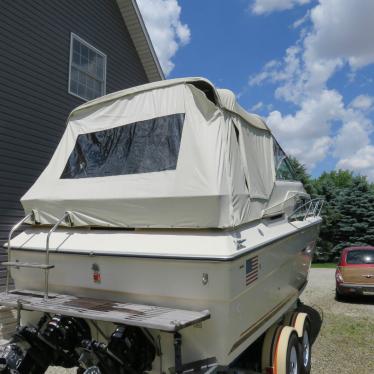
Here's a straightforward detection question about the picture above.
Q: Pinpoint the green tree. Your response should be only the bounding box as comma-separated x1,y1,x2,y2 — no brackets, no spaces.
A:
310,170,374,262
280,157,374,262
331,177,374,258
288,156,315,196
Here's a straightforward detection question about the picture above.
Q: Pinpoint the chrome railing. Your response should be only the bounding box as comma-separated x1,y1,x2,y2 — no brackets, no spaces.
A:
44,212,71,299
5,212,33,294
262,193,309,217
3,211,72,300
288,198,324,222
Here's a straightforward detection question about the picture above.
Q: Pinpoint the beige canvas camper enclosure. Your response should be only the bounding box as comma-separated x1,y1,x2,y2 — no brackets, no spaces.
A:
21,78,276,228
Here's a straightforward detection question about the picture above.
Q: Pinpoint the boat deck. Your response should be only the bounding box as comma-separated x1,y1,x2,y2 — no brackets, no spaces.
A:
0,290,210,332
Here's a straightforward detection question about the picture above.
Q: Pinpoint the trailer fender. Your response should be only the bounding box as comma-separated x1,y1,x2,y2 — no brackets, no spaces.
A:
292,313,309,339
274,326,300,374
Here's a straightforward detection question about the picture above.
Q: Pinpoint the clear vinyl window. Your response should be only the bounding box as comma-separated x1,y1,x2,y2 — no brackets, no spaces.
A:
61,113,185,179
273,139,296,181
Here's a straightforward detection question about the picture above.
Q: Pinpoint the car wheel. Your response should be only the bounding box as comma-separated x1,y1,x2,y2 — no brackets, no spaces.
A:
335,288,345,302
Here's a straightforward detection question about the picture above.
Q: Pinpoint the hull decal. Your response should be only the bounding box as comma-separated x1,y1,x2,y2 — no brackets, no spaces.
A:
246,256,259,286
229,291,298,354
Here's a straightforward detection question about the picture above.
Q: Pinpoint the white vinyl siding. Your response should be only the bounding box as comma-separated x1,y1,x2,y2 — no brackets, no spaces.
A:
68,33,107,101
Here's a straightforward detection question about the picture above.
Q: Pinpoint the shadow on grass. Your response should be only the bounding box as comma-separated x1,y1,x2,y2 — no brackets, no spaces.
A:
336,294,374,305
298,302,323,345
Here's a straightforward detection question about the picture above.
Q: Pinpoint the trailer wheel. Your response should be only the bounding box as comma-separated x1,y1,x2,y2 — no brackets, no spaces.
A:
293,314,311,374
261,325,301,374
275,326,301,374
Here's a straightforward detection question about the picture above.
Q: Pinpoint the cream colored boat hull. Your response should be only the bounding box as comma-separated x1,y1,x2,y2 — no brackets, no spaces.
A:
9,217,320,370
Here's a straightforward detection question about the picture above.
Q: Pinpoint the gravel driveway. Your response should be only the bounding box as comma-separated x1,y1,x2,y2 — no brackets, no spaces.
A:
300,268,374,374
43,268,374,373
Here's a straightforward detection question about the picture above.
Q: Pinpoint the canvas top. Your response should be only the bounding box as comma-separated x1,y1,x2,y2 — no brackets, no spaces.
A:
69,77,269,131
21,77,278,229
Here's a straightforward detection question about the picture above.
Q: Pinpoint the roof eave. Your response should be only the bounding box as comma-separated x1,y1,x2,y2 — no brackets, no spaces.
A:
116,0,164,82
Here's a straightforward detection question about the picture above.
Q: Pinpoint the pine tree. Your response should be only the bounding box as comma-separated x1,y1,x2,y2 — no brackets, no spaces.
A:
281,158,374,262
313,173,374,261
288,156,315,196
332,177,374,258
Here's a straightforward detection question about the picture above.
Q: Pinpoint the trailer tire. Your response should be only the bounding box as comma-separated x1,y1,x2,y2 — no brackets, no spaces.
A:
274,326,301,374
261,325,301,374
295,317,311,374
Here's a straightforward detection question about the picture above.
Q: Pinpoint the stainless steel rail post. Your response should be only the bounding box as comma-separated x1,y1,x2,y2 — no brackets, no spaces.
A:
5,213,33,295
303,200,313,220
45,212,69,300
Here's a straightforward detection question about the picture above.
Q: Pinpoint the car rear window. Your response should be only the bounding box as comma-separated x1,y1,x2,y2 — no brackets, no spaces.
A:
346,250,374,264
61,113,185,179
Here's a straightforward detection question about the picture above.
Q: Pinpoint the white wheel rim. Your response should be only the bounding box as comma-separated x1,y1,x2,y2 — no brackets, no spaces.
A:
289,345,298,374
302,330,310,367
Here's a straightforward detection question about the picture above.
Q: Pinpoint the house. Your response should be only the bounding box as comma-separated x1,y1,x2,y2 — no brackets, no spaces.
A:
0,0,164,286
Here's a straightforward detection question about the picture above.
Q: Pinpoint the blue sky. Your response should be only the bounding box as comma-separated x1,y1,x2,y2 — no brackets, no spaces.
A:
138,0,374,180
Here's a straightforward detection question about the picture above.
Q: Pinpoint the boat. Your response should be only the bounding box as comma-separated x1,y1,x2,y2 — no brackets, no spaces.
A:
0,77,322,374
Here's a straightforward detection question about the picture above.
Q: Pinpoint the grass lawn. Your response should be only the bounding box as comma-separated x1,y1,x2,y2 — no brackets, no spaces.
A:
311,262,337,268
302,268,374,373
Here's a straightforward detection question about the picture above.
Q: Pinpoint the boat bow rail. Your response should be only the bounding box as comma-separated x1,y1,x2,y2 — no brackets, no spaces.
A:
288,198,324,222
263,195,324,221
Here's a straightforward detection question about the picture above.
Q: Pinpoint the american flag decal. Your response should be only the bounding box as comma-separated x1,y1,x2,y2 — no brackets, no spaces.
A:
246,256,259,286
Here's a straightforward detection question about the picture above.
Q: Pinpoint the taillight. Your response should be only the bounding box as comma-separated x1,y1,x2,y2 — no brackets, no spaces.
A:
336,268,344,283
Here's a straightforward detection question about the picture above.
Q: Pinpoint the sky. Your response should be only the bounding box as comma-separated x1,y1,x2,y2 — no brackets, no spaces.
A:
137,0,374,180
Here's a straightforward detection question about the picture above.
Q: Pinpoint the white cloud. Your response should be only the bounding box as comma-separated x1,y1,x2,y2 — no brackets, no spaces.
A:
350,95,374,111
251,0,311,15
266,90,343,167
248,60,280,85
334,121,371,159
250,44,342,104
265,88,372,167
337,146,374,181
292,11,310,29
251,45,337,105
137,0,191,75
305,0,374,69
249,0,374,177
250,101,264,111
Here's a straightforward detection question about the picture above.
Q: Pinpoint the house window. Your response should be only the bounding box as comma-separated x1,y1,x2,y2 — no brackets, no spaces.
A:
69,33,106,101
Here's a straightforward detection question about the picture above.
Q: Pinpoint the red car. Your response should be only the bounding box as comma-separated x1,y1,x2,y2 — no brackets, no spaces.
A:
335,246,374,299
